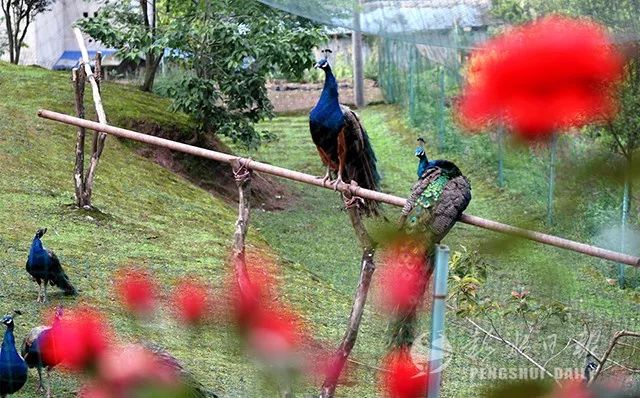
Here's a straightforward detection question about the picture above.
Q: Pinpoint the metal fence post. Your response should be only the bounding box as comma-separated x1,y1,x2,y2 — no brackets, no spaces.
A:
428,244,450,398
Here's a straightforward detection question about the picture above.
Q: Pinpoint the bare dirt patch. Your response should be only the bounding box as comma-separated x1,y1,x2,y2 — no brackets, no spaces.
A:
122,120,294,211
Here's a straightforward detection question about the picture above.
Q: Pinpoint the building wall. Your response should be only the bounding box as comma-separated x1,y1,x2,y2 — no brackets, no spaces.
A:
0,0,104,68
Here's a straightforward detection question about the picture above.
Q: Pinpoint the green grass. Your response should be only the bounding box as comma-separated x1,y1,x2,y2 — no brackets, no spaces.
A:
0,61,638,398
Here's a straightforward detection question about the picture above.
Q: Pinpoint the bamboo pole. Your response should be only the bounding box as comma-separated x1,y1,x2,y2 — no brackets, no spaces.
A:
36,109,640,268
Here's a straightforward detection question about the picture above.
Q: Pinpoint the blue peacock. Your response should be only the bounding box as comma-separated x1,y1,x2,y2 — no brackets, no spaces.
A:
309,49,381,215
26,228,77,303
388,140,472,348
0,313,28,397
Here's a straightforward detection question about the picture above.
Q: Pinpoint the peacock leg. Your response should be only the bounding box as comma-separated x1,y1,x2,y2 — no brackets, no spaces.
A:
317,165,332,186
333,129,347,191
36,365,44,393
42,282,48,304
36,281,43,303
45,368,51,398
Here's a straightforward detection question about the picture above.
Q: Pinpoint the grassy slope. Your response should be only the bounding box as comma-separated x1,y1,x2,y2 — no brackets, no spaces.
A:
0,62,368,397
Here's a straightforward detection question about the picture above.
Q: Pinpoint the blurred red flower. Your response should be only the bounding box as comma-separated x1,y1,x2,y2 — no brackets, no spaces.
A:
376,240,430,314
172,278,210,325
380,348,428,398
230,272,272,330
551,379,594,398
247,308,304,363
458,15,623,140
41,307,111,371
115,268,158,317
98,345,177,388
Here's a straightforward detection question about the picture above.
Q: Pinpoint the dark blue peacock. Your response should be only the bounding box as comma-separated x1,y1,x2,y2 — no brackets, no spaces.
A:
21,306,64,398
388,141,472,348
0,314,28,397
309,49,381,215
26,228,77,303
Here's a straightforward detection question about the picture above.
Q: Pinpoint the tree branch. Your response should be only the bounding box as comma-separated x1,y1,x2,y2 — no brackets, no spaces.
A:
590,330,640,384
466,318,561,386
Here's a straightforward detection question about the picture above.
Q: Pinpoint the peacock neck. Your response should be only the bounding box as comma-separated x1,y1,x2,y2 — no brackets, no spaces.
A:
417,157,430,177
319,69,339,107
2,328,16,353
30,238,44,256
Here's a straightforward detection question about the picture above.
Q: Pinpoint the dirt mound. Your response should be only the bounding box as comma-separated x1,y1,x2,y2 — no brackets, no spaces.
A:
122,120,293,211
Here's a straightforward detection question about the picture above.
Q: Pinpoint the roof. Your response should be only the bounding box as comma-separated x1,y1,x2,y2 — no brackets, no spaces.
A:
52,50,118,70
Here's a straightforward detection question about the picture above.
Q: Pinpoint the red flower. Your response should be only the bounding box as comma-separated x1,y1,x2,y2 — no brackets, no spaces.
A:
247,308,304,362
115,268,158,317
551,379,594,398
376,240,430,314
171,278,210,325
41,307,111,371
230,272,272,330
458,15,623,140
98,345,177,387
380,348,428,398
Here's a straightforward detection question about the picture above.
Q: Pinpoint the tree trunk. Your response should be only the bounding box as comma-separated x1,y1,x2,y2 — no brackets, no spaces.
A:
2,7,15,64
72,66,88,208
141,51,162,92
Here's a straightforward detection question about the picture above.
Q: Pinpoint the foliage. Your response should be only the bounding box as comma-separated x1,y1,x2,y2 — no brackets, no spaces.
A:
77,0,169,92
0,15,6,57
79,0,324,148
165,0,323,148
0,0,53,63
448,246,495,316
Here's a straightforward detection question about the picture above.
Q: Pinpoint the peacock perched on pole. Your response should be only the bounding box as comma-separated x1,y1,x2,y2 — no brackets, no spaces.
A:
309,49,381,215
26,228,77,303
388,139,472,348
0,313,28,398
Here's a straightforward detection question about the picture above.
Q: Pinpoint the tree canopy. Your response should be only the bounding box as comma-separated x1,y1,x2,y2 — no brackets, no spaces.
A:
78,0,325,147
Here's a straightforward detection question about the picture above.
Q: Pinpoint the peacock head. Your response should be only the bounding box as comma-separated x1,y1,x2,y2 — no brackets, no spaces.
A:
34,228,47,239
314,49,333,71
415,137,426,159
1,310,21,330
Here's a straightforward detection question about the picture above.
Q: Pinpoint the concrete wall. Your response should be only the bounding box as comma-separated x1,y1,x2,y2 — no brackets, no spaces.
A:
1,0,104,68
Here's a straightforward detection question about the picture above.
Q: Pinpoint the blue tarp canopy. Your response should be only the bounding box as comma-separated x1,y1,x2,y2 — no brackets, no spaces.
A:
52,49,118,70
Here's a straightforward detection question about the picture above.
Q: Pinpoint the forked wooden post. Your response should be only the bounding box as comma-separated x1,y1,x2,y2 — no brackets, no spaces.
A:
72,66,87,206
73,28,109,207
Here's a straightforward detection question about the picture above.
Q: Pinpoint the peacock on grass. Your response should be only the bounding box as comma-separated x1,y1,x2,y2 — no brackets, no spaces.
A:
26,228,77,303
0,313,28,398
309,49,381,215
388,140,472,348
21,306,64,398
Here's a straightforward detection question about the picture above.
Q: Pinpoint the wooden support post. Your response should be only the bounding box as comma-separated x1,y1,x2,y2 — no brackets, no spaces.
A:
73,28,109,208
72,66,87,208
320,205,375,398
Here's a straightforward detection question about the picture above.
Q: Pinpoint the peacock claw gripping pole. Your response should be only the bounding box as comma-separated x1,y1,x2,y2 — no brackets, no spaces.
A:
341,181,365,210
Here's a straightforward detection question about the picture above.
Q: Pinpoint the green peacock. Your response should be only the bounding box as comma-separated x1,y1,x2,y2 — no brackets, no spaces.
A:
387,138,472,349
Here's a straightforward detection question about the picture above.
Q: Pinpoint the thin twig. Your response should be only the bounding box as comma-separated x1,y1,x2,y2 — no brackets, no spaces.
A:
590,330,640,384
466,318,561,386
